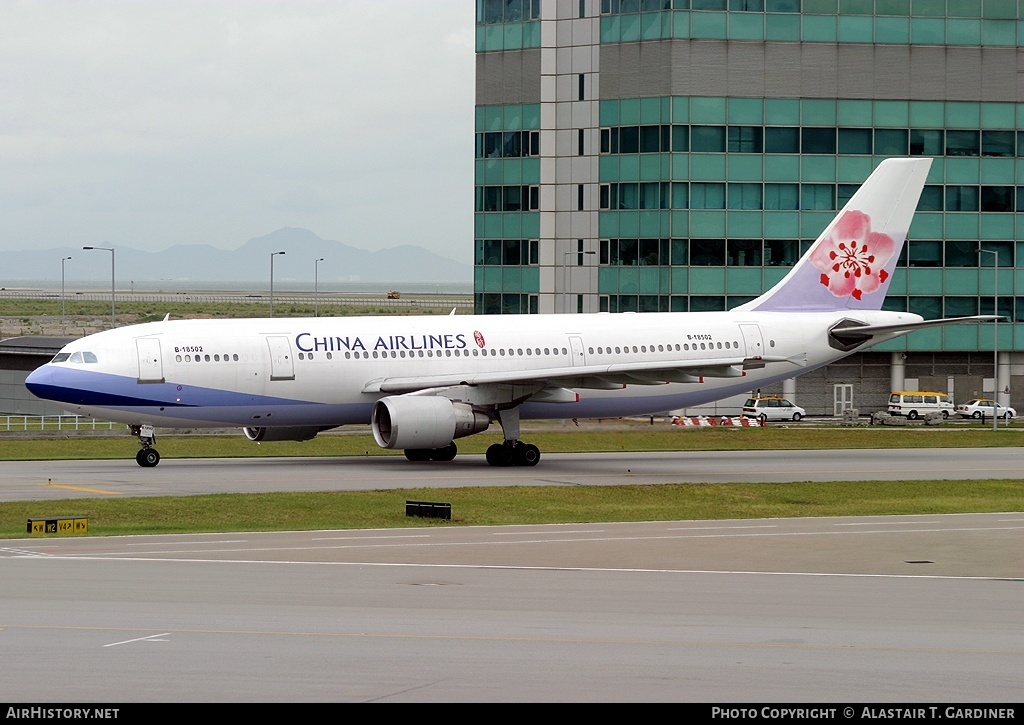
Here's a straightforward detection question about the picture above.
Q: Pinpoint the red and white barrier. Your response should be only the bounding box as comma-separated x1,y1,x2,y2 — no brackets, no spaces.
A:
671,416,763,427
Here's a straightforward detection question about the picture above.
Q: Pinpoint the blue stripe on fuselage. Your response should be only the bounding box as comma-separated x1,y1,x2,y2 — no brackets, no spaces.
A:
25,365,313,410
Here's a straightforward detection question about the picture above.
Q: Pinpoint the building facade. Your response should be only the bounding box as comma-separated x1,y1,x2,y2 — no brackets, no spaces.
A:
474,0,1023,415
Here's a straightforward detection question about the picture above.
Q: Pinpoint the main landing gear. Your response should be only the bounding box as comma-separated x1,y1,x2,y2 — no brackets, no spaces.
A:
403,443,458,462
484,408,540,467
399,406,542,467
131,424,161,467
485,441,540,467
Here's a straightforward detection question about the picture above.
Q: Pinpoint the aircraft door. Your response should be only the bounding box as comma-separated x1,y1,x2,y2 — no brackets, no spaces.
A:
136,337,164,383
568,335,585,366
267,336,295,381
739,324,765,359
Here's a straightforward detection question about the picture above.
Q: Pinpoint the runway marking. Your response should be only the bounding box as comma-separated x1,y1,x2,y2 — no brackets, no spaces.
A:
6,624,1023,655
19,524,1024,562
313,534,430,541
493,529,605,536
42,482,121,495
666,524,777,531
104,633,170,647
0,548,55,557
126,539,248,547
835,520,941,526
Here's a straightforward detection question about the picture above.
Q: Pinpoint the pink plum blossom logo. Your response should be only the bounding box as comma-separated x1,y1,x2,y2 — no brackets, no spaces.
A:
809,210,896,301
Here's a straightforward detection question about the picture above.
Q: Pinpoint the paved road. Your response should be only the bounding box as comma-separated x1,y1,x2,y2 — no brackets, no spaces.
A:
1,447,1022,502
1,513,1021,703
1,450,1021,703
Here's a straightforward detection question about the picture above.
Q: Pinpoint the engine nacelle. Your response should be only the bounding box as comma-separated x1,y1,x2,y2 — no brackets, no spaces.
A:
243,426,322,443
371,395,490,450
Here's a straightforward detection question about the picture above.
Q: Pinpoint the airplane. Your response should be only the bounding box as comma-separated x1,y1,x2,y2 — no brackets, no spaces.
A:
25,157,997,468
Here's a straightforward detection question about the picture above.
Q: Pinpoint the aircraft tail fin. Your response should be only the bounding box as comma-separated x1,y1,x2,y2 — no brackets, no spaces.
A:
735,157,932,313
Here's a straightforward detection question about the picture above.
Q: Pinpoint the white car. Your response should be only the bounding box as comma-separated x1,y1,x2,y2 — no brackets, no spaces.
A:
954,399,1016,420
741,397,806,422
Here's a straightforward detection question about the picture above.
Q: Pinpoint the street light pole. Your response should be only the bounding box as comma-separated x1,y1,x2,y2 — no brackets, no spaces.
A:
83,246,114,327
979,248,998,432
563,249,595,313
269,251,285,317
314,258,324,317
61,256,71,333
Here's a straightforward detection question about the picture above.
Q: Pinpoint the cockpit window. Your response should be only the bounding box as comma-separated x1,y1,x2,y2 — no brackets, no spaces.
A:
51,353,71,363
64,351,98,364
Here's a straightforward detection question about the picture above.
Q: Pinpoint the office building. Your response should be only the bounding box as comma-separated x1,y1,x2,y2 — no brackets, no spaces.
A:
474,0,1022,415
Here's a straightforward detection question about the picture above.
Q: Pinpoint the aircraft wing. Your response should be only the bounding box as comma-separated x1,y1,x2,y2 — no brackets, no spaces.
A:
362,354,797,395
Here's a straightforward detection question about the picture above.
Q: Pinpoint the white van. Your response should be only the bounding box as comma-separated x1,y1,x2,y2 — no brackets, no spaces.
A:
887,391,954,419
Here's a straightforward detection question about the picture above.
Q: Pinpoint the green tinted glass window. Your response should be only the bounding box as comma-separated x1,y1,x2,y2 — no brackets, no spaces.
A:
839,128,872,154
910,129,944,156
691,126,726,152
728,183,762,210
908,240,942,267
980,186,1013,212
919,186,944,211
947,130,981,156
945,240,981,266
691,183,726,208
690,239,726,265
946,186,980,212
765,127,799,153
728,126,763,152
982,130,1014,157
802,128,837,154
801,184,835,210
764,239,799,265
764,184,799,210
875,129,909,155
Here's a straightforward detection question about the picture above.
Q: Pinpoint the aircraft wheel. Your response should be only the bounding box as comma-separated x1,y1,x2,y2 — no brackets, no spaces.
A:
137,448,160,467
430,443,457,462
486,443,514,467
515,444,540,467
404,449,431,461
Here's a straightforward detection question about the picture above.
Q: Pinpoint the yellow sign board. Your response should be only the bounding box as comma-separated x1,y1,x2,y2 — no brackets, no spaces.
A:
27,517,89,535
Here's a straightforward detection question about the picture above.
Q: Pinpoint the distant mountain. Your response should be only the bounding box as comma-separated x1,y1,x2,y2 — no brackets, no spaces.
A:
2,228,473,286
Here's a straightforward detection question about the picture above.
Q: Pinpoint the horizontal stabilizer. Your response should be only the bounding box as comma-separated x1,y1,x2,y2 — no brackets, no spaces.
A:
830,315,1000,341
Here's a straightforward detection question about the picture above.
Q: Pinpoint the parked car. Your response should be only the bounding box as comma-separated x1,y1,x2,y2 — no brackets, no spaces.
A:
954,399,1016,420
887,391,955,419
741,396,805,422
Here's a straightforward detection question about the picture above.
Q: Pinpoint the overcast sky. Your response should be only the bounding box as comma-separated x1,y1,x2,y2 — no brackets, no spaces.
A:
0,1,475,263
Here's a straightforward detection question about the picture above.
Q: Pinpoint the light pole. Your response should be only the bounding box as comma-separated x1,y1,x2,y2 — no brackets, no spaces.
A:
83,246,114,327
314,258,324,317
269,251,285,317
60,255,71,333
563,249,595,313
979,248,999,431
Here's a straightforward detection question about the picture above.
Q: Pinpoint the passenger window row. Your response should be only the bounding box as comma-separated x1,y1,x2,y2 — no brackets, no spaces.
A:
171,340,744,365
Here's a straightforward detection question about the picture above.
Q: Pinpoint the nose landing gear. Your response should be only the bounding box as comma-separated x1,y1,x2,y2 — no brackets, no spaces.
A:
130,424,161,467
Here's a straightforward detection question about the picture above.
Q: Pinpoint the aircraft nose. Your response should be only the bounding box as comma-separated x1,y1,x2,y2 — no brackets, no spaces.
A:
25,364,57,400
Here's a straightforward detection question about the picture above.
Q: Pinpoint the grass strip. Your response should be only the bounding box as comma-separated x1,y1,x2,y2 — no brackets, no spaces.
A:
4,479,1022,539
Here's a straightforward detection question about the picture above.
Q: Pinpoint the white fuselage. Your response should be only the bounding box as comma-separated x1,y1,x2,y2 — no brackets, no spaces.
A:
25,309,912,429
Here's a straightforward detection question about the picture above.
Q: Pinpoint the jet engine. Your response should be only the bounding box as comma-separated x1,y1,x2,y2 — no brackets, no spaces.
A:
243,426,323,442
371,395,490,450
